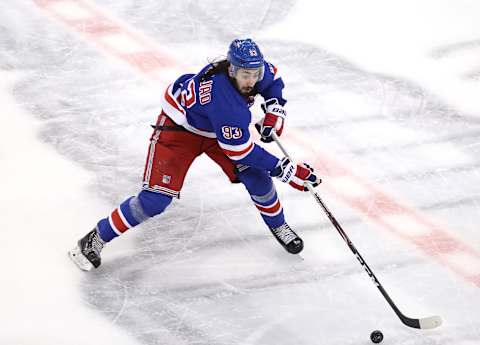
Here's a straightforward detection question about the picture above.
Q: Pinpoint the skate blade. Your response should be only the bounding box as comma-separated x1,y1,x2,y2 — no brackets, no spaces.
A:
68,245,94,271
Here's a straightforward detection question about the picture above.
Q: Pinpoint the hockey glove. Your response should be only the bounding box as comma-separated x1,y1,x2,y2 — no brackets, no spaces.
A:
255,98,286,143
270,157,322,191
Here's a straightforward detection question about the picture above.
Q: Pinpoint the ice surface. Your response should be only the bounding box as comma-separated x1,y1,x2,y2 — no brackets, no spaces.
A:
1,0,480,344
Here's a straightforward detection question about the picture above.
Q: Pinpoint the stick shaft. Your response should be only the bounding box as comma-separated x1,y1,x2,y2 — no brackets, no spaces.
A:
271,132,439,329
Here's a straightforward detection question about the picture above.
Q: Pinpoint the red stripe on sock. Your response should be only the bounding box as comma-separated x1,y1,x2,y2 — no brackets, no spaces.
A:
256,199,281,215
111,208,129,233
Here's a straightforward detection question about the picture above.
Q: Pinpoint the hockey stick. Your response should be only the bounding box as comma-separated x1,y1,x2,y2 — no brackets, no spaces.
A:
271,132,442,330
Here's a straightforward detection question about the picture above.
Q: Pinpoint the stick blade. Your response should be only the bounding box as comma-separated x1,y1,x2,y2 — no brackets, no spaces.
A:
419,315,442,329
401,314,442,329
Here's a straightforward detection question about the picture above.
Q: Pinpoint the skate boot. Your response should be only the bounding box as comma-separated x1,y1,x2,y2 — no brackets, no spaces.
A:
68,228,105,271
269,222,303,254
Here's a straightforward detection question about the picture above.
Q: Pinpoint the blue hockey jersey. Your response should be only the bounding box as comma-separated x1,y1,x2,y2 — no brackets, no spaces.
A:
160,61,286,171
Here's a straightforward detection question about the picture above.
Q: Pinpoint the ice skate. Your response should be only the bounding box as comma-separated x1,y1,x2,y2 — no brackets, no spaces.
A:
269,222,303,254
68,228,105,271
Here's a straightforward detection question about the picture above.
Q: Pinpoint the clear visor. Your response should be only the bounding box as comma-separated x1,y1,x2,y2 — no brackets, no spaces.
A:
229,64,265,82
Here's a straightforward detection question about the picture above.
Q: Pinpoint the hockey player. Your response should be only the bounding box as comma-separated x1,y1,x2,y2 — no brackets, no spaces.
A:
69,38,321,271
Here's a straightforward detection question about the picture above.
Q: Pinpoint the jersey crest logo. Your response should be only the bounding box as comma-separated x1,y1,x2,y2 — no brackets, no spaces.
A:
221,126,243,140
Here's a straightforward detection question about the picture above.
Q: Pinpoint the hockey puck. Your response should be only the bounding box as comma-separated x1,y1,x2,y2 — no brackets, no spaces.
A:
370,330,383,343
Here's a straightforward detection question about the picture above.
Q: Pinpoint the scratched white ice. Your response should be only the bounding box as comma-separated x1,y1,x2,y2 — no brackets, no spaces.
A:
1,0,480,344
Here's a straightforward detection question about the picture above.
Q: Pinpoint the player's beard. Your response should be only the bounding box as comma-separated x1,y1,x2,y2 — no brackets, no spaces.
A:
231,78,254,96
239,86,254,96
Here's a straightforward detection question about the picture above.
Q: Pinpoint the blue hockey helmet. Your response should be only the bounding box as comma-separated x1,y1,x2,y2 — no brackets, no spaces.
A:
227,38,265,81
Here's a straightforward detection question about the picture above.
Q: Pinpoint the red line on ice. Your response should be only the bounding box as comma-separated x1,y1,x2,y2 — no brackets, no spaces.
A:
33,0,175,76
287,131,480,288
